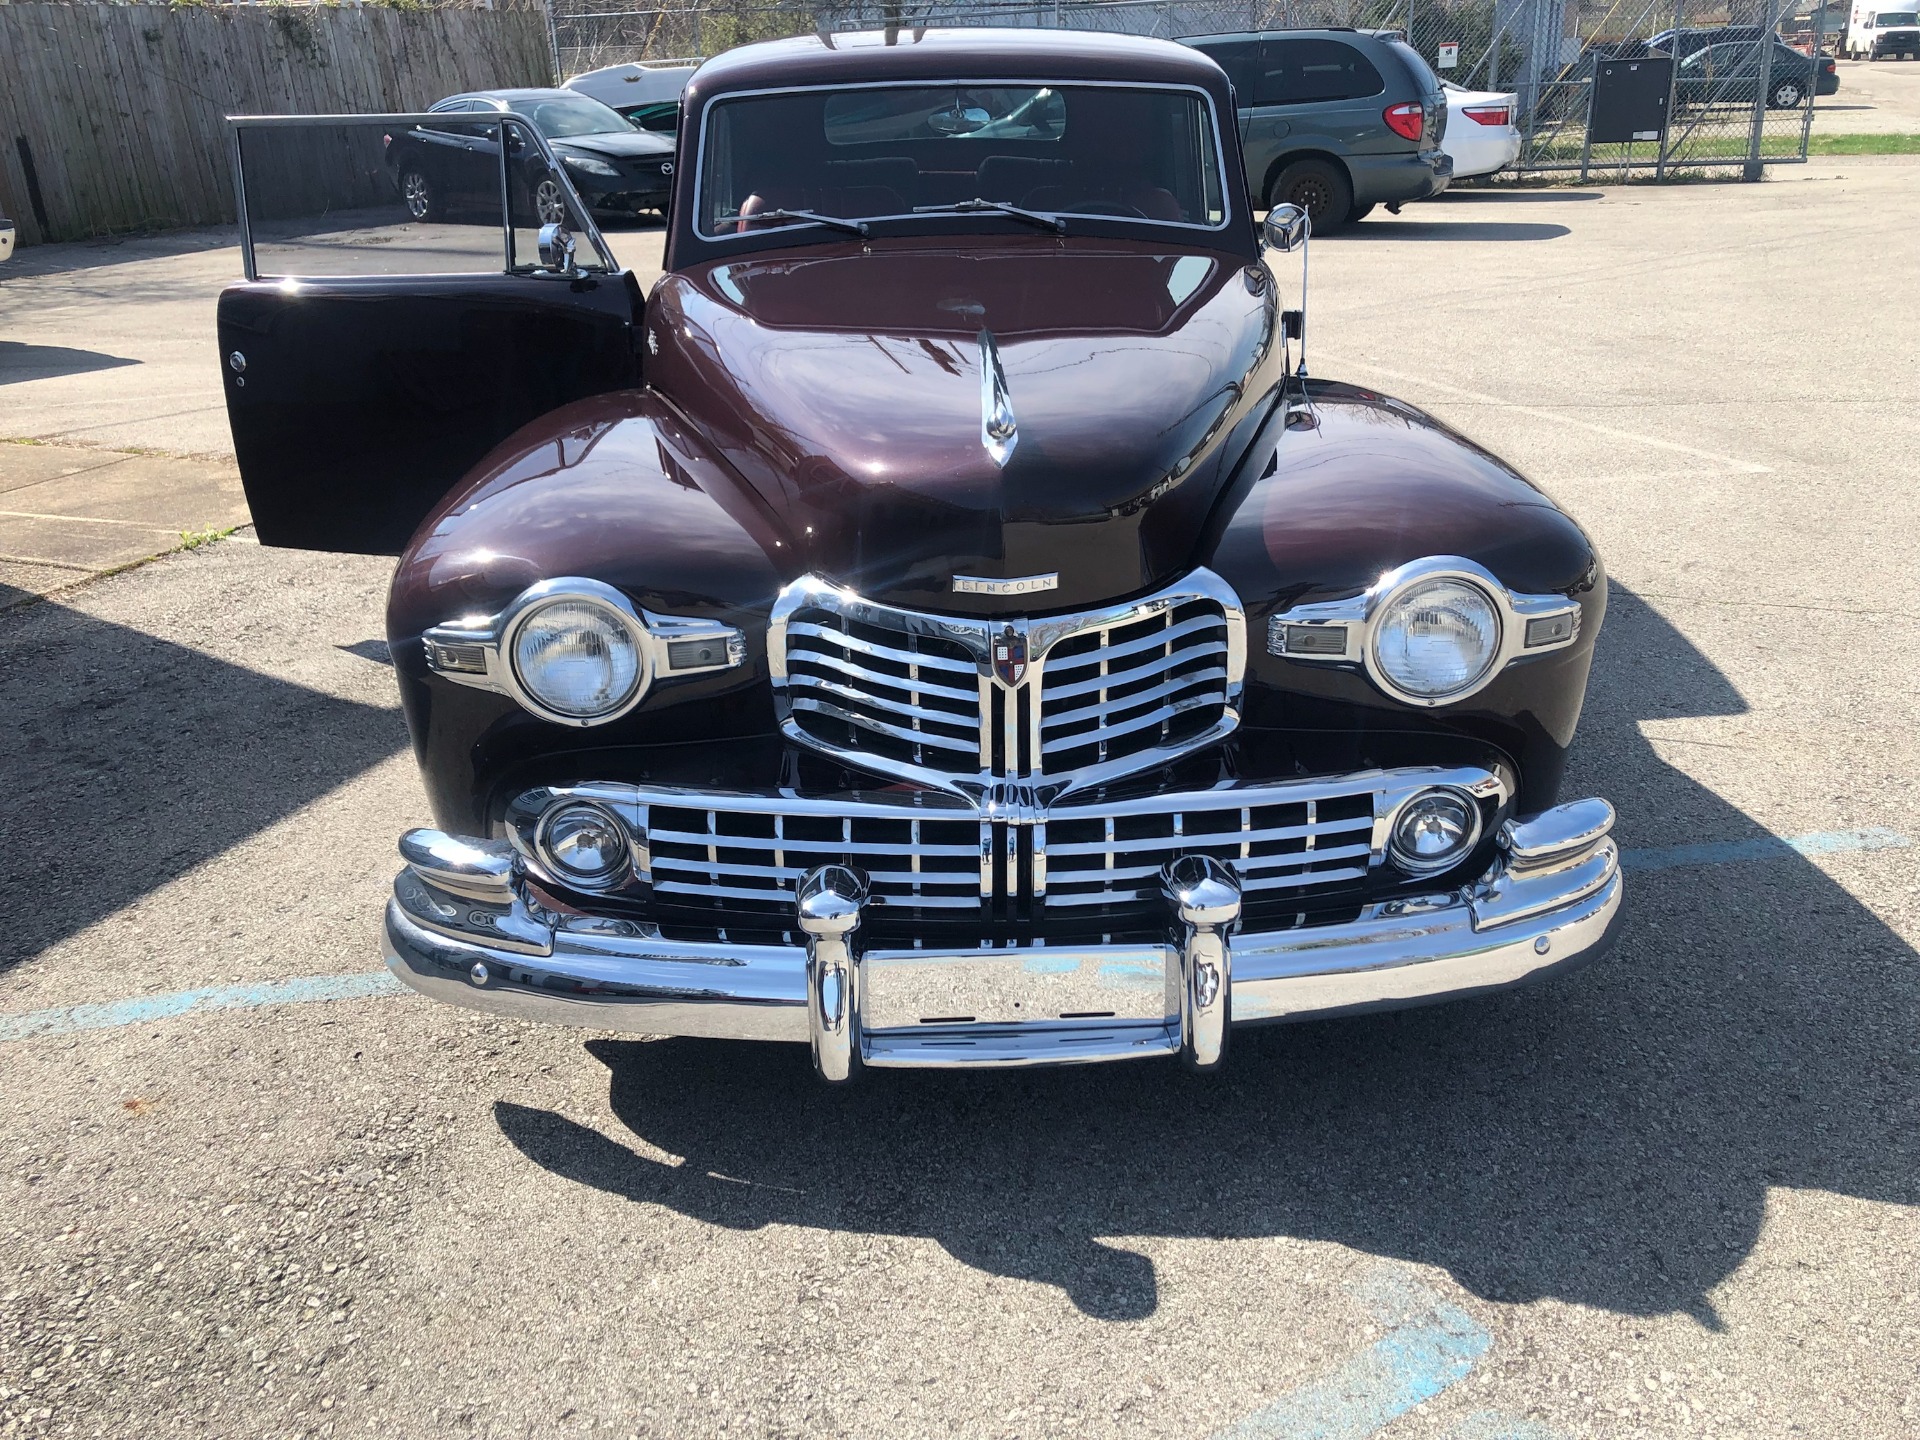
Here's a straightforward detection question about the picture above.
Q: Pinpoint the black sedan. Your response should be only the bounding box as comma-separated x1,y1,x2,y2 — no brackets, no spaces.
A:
1674,41,1841,109
384,89,676,225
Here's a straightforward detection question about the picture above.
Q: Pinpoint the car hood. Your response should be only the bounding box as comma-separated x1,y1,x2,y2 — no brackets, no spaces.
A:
553,129,675,161
644,235,1281,614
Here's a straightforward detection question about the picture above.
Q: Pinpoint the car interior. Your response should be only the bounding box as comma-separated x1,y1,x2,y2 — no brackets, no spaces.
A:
698,85,1226,235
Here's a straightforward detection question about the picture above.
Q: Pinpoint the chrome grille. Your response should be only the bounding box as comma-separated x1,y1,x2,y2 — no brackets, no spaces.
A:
1042,790,1376,908
770,571,1245,797
777,606,984,772
1038,599,1234,775
647,799,982,911
506,768,1514,924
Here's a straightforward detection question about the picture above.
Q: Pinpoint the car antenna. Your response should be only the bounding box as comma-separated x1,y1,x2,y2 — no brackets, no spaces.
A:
815,20,837,48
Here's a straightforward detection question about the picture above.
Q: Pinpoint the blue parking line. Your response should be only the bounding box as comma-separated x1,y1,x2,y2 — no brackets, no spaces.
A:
1210,1272,1490,1440
1622,825,1910,872
0,972,409,1043
0,824,1910,1045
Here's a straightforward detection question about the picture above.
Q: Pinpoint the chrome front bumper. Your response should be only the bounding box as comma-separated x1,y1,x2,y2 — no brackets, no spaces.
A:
382,797,1622,1079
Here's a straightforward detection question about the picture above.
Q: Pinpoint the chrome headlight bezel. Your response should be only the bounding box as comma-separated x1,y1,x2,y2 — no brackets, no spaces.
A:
1264,555,1584,708
501,581,649,726
422,576,746,728
1365,572,1503,705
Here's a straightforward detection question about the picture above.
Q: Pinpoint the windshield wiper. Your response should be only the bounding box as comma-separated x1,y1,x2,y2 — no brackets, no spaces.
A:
914,198,1066,234
742,207,869,237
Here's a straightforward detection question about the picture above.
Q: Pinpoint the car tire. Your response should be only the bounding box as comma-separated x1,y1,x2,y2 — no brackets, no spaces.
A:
1770,77,1806,107
399,167,442,223
1270,158,1354,233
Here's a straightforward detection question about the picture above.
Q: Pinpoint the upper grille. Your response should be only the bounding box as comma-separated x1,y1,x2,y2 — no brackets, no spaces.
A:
1038,599,1234,776
769,572,1246,798
778,607,984,773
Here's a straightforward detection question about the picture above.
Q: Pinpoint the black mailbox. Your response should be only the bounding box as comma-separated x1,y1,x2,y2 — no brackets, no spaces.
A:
1590,56,1673,143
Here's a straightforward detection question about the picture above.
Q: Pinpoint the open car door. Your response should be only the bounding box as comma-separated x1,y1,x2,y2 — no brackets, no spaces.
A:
218,112,644,555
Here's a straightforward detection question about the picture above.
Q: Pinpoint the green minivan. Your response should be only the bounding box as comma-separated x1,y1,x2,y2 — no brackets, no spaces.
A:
1183,28,1453,231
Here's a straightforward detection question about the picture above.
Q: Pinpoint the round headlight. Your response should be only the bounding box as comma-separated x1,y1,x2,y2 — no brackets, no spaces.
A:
1372,577,1501,702
1388,788,1482,876
540,802,629,885
511,599,643,721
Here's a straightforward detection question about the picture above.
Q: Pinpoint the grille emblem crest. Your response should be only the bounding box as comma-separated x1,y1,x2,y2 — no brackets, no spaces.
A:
991,625,1028,686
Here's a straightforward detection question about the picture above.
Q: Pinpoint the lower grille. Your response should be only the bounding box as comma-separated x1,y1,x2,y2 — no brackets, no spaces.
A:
1042,789,1375,908
508,769,1504,927
649,800,982,911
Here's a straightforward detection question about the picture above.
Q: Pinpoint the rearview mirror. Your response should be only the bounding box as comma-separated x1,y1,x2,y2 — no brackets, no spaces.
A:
928,104,993,136
537,221,578,276
1264,203,1310,253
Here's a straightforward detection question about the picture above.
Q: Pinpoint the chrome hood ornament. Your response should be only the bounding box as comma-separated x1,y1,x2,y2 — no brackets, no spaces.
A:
977,328,1017,467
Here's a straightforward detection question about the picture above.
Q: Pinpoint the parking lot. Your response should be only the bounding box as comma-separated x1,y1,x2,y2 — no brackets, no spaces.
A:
3,157,1918,1439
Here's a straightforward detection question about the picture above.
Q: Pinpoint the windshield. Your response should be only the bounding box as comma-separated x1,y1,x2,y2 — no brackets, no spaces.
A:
696,84,1228,240
1877,10,1918,23
524,95,631,139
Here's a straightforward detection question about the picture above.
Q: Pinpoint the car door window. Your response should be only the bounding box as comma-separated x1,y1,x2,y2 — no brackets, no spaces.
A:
237,115,605,279
1255,39,1386,107
1190,41,1262,102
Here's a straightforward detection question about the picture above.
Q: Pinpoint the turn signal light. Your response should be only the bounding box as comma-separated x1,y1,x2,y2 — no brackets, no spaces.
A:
1383,102,1425,141
1462,105,1511,126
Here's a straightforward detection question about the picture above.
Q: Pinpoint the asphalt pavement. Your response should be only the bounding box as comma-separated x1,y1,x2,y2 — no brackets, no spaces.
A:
1,163,1917,1439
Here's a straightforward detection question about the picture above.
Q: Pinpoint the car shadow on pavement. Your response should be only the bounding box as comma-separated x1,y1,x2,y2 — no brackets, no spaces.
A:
496,583,1918,1323
0,596,406,972
1346,220,1571,241
0,342,140,386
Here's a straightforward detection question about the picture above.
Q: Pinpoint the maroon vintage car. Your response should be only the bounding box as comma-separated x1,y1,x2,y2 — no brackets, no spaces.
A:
217,28,1620,1081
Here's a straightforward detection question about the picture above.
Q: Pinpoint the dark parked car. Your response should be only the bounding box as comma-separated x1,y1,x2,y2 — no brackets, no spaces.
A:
1676,41,1840,108
1647,23,1767,60
1183,28,1451,230
217,29,1620,1082
384,88,675,224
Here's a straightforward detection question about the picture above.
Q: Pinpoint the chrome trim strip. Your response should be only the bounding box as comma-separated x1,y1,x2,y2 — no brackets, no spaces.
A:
1265,555,1584,708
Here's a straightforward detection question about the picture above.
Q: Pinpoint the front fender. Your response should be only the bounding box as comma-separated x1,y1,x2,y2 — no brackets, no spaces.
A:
387,391,791,831
1202,379,1606,810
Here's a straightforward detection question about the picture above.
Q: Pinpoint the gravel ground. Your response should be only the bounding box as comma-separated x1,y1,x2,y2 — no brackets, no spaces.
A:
1,163,1917,1439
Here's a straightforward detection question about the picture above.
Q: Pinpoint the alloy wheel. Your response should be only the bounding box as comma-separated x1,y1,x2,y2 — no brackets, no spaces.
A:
535,179,568,226
402,171,431,220
1773,79,1804,106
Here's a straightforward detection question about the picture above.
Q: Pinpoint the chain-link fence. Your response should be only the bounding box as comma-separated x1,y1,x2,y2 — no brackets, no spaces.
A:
550,0,1827,174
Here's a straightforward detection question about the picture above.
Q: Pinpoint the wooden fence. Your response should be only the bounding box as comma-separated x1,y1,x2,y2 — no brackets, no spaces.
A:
0,3,556,246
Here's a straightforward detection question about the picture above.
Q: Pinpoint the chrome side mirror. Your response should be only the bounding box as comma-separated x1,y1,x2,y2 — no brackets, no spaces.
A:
1264,203,1310,253
537,221,577,276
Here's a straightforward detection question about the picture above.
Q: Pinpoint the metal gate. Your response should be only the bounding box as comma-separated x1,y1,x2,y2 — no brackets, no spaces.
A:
550,0,1825,176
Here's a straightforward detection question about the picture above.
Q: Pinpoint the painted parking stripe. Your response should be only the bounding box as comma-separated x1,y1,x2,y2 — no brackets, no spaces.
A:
1210,1271,1489,1440
0,972,408,1043
0,825,1910,1044
1622,825,1910,872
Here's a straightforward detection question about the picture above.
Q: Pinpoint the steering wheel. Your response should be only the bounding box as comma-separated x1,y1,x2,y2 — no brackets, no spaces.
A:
1059,200,1149,219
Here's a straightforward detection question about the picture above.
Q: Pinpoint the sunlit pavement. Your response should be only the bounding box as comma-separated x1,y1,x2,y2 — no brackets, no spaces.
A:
1,164,1917,1438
